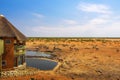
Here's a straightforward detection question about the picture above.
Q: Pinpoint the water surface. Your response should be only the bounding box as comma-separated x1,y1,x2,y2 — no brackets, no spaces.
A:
26,58,57,70
25,51,57,70
26,51,51,57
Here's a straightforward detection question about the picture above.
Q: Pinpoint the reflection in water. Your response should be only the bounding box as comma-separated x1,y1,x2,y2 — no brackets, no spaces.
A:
26,58,57,70
26,51,51,57
25,51,57,70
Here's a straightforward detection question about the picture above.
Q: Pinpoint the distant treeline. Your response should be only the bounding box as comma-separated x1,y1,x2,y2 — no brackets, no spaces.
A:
27,37,120,39
27,37,120,42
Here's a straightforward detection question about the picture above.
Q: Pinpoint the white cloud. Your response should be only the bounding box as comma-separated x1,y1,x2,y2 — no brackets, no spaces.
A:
25,15,120,37
90,18,108,24
77,3,111,14
63,19,78,25
32,13,45,18
89,15,110,25
25,6,119,37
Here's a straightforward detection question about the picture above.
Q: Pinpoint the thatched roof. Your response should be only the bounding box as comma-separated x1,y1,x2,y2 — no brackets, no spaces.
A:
0,15,26,41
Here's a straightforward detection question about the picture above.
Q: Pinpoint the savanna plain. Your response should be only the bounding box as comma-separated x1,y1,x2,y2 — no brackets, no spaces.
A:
1,38,120,80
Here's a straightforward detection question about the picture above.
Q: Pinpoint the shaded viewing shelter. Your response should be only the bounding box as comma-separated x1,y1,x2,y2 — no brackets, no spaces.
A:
0,15,26,71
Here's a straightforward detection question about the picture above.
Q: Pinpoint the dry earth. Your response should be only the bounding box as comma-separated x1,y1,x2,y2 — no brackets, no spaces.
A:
2,38,120,80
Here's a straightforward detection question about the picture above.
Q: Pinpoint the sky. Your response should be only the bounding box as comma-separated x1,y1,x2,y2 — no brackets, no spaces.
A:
0,0,120,37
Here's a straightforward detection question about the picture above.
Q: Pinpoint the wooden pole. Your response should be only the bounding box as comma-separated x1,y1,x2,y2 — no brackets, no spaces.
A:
0,55,2,77
0,39,4,77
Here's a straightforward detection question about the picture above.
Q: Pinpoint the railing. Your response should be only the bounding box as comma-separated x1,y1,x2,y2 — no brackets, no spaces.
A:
14,45,26,55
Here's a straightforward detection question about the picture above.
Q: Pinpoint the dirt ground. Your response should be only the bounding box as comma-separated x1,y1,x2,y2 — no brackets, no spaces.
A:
2,38,120,80
26,38,120,80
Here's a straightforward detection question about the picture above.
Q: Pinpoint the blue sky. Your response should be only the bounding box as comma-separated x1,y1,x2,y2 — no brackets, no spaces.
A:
0,0,120,37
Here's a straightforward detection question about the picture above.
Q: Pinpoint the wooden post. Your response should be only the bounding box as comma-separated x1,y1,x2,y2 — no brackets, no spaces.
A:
0,55,2,77
0,39,4,77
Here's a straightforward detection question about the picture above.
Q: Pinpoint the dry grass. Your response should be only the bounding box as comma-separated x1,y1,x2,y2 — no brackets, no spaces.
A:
13,38,120,80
